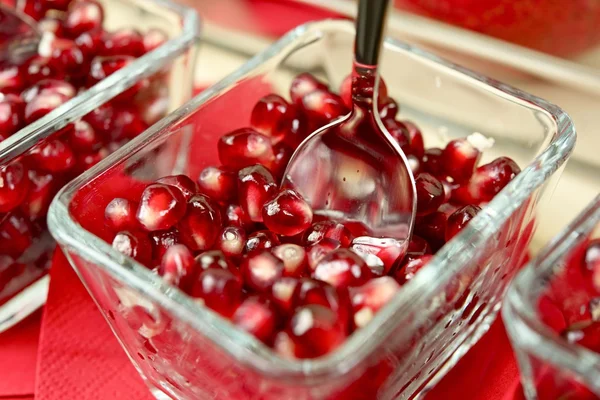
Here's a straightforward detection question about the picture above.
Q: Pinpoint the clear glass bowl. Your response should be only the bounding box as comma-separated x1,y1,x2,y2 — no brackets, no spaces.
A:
503,195,600,400
48,20,575,400
0,0,199,332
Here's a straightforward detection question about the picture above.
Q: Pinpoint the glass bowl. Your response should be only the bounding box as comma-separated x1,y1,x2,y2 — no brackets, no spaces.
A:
503,195,600,399
0,0,199,332
48,20,575,400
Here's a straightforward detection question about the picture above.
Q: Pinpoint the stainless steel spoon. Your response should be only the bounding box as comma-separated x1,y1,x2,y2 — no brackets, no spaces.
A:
282,0,417,264
0,4,40,66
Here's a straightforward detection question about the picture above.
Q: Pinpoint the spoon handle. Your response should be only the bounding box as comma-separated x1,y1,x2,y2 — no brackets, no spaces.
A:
355,0,390,67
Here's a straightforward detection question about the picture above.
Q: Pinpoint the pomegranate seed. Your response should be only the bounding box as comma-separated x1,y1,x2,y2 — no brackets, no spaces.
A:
292,278,351,331
349,71,388,105
455,157,520,204
156,175,198,202
190,268,242,318
109,106,148,140
415,173,445,216
289,73,328,105
218,128,275,170
301,89,346,123
0,94,25,138
0,211,34,258
273,244,308,277
19,169,58,219
262,189,313,237
63,0,104,38
407,155,421,176
158,244,195,290
194,250,240,279
75,147,107,171
178,194,222,252
563,321,600,353
303,221,354,248
415,211,448,250
582,239,600,292
29,139,75,172
251,94,296,143
111,230,152,266
89,56,147,100
241,251,284,292
382,119,410,154
136,183,187,231
273,331,297,359
445,205,481,241
313,248,373,289
224,204,253,229
379,99,398,120
270,143,293,179
339,75,352,109
232,296,277,343
75,29,105,58
48,38,87,76
19,0,46,20
197,166,236,203
216,226,247,260
149,228,181,264
350,277,400,328
403,121,425,159
68,120,102,152
407,235,432,256
237,165,277,222
245,230,280,255
281,113,309,148
422,148,443,177
0,161,30,213
143,28,168,53
350,238,405,275
24,91,69,123
286,304,346,358
82,103,113,136
394,255,433,285
270,277,299,315
442,139,481,183
102,28,145,57
25,56,60,84
104,198,139,232
307,238,341,271
0,64,28,94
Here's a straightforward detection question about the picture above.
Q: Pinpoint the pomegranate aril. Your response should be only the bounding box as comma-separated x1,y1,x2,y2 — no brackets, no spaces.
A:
178,194,222,252
262,189,313,237
24,91,69,123
75,148,107,171
104,198,139,232
303,221,354,248
563,321,600,353
445,205,481,241
307,238,341,270
0,211,34,258
442,139,481,183
110,106,148,140
457,157,521,204
339,75,352,109
48,38,87,76
19,0,46,20
292,278,351,330
75,29,105,58
286,304,346,358
190,268,242,318
270,143,293,179
26,56,60,84
313,248,373,289
63,0,104,38
101,28,145,57
143,28,168,53
415,173,445,216
350,277,400,328
245,230,280,255
0,94,25,137
232,296,277,343
194,250,239,279
68,119,102,152
407,235,432,256
271,277,299,315
348,71,388,105
111,230,152,266
29,139,75,172
0,161,30,213
394,255,433,285
250,94,295,143
382,119,410,154
422,148,443,177
273,244,308,277
149,228,180,264
403,121,425,159
415,210,448,250
20,170,58,220
273,331,297,359
237,164,277,222
136,183,187,231
289,73,328,105
301,89,346,124
197,166,236,203
350,238,405,275
216,226,246,260
281,113,309,149
83,103,113,136
379,99,398,120
88,56,145,101
218,128,275,170
224,204,253,229
158,244,195,290
156,175,198,202
241,251,284,292
582,239,600,292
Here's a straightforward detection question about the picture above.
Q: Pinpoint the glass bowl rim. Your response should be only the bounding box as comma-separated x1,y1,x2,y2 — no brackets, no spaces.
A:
48,19,577,380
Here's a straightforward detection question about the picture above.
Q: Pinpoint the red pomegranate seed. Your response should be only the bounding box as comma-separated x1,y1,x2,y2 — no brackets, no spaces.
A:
19,169,58,219
241,251,284,292
445,205,481,241
110,106,148,140
415,173,444,216
394,255,433,285
63,0,104,38
143,28,168,53
218,128,275,170
75,29,105,58
292,278,351,331
149,228,181,263
262,189,313,237
25,56,60,84
289,73,328,105
48,38,87,76
382,118,410,155
273,244,308,277
313,248,373,289
403,121,425,159
422,148,443,177
197,166,236,203
20,0,46,20
0,161,30,213
245,230,280,255
414,211,448,250
104,198,139,232
89,56,146,100
158,244,195,290
582,239,600,292
232,296,277,343
563,321,600,353
136,183,187,231
102,28,145,57
301,89,346,123
0,94,25,138
224,204,253,229
24,91,69,123
379,99,398,120
349,72,388,105
307,238,341,271
407,235,432,256
29,138,75,172
270,143,293,179
339,75,352,109
190,268,242,317
350,238,405,275
286,304,347,358
281,113,309,148
442,139,481,183
350,277,400,328
0,211,34,258
68,120,102,152
237,165,277,222
75,147,107,171
156,175,198,202
303,221,354,248
455,157,520,204
0,64,27,94
178,194,222,252
111,230,152,266
270,277,299,315
250,94,296,143
216,226,247,260
82,103,113,136
194,250,239,279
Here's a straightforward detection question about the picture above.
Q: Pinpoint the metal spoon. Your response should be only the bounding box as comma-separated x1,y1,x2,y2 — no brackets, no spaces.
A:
282,0,417,264
0,4,41,66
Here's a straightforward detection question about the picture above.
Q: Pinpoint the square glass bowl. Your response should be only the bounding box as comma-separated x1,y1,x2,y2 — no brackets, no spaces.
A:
0,0,199,331
48,20,575,400
503,195,600,399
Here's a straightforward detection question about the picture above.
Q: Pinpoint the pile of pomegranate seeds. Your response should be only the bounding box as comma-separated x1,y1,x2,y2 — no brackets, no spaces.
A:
0,0,169,301
105,72,520,358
